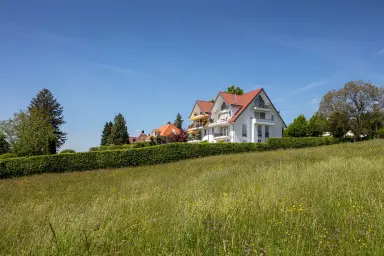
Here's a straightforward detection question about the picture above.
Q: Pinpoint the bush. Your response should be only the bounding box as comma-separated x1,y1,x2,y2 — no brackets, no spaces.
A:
89,144,134,152
0,153,17,160
0,137,340,179
266,137,338,149
60,149,76,154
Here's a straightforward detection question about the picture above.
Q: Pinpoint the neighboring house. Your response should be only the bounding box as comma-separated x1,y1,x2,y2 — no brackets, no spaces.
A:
129,136,138,144
151,122,181,137
187,88,287,143
134,131,149,143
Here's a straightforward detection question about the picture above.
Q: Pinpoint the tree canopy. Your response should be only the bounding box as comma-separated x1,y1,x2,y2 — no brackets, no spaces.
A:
327,111,350,138
284,115,308,137
319,81,384,139
225,85,244,95
101,121,113,146
7,109,56,157
307,113,328,137
108,113,130,145
28,88,66,152
174,113,183,129
0,132,10,155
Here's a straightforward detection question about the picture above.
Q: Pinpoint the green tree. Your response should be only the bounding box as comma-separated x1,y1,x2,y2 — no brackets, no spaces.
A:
10,109,56,157
0,132,10,155
109,113,130,145
328,111,350,138
101,121,113,146
209,99,215,103
319,81,384,140
284,115,308,137
225,85,244,95
174,113,184,129
28,88,66,152
308,113,328,137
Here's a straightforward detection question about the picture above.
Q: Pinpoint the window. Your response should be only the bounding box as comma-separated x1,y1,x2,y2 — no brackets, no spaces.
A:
265,126,269,138
271,115,274,121
204,129,207,136
260,112,266,119
254,95,265,108
221,102,228,111
242,124,247,137
257,125,262,137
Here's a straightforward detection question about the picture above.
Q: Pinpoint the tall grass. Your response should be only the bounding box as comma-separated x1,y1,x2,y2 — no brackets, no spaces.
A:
1,140,384,255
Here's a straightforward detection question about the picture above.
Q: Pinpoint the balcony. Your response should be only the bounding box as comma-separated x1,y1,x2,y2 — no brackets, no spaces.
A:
190,112,208,120
253,103,271,111
208,115,231,127
255,117,275,125
188,120,207,131
213,132,230,140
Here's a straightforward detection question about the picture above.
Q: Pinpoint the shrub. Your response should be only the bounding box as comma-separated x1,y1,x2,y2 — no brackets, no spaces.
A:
0,137,339,179
266,137,338,149
60,149,76,154
0,153,17,160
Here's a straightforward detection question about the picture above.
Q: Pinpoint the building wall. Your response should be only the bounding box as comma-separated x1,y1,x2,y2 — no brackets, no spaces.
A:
232,91,284,142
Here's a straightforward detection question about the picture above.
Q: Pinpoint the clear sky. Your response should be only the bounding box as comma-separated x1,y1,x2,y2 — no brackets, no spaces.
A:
1,1,383,151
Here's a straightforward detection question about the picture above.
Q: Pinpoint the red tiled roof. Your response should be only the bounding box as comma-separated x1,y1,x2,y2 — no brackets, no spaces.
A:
218,88,263,123
129,136,137,144
196,100,214,113
154,123,181,136
135,132,149,143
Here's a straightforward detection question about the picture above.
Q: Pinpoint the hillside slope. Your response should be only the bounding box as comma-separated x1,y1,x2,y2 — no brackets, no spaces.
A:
1,140,384,255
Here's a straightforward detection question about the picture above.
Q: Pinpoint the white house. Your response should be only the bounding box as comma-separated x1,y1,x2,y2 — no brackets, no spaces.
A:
187,88,287,143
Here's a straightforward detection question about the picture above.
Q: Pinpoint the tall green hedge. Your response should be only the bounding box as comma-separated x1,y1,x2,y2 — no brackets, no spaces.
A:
0,137,338,178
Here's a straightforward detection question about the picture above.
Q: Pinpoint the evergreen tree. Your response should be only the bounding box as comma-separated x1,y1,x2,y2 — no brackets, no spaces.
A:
174,113,184,129
0,132,10,155
109,113,130,145
28,88,66,153
308,113,328,137
101,121,113,146
284,114,308,137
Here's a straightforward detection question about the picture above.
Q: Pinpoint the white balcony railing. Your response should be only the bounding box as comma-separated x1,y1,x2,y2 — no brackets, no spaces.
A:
253,103,271,109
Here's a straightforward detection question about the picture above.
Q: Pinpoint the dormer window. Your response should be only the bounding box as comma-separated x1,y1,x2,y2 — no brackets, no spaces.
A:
254,95,266,108
221,102,228,111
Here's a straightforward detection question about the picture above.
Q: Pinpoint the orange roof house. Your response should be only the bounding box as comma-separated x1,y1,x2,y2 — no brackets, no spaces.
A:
151,122,181,137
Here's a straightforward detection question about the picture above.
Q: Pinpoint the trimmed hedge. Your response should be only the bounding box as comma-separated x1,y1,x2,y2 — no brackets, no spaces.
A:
60,149,76,154
0,137,339,178
0,153,17,160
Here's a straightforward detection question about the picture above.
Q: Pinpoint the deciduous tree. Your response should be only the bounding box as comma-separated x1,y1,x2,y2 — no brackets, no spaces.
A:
225,85,244,95
0,132,10,155
284,115,308,137
307,113,328,137
319,81,384,140
328,111,350,138
9,109,56,157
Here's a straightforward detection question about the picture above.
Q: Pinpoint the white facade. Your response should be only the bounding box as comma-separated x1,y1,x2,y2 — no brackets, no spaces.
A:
188,89,286,143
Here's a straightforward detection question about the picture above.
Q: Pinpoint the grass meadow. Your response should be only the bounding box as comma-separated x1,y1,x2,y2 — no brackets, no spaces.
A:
1,140,384,255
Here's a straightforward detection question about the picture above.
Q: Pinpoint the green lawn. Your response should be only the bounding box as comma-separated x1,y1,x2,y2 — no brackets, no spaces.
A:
1,140,384,255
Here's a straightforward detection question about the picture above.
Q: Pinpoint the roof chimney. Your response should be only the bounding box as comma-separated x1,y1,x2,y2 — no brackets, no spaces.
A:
234,92,237,104
167,121,171,124
141,130,145,134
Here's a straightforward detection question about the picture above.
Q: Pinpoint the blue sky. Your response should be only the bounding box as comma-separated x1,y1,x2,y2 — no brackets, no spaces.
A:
1,1,383,151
